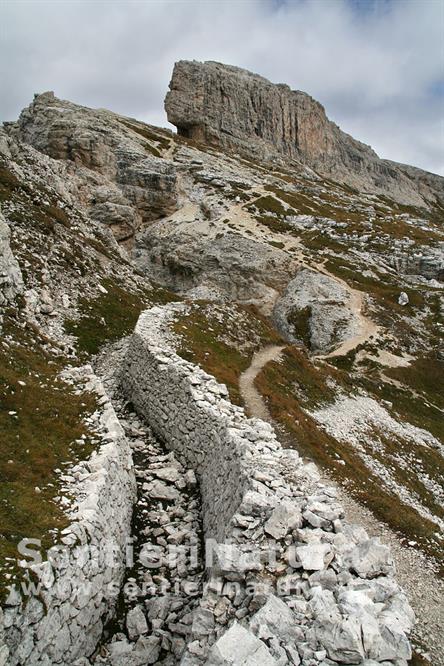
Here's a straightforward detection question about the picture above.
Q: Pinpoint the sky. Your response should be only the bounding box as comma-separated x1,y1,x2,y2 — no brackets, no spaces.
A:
1,0,443,175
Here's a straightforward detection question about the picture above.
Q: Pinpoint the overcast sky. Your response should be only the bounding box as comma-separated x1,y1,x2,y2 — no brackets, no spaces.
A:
1,0,443,174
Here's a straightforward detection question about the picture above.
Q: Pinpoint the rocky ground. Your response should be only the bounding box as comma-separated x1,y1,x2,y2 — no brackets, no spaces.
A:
237,342,443,664
0,67,443,664
91,341,205,665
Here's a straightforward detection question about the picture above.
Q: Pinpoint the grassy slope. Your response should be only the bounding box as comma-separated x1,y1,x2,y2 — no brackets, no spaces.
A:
171,298,443,568
173,303,283,405
0,311,97,600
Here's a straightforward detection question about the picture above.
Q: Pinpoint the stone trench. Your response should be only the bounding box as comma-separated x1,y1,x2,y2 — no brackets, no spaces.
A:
84,340,206,666
75,305,417,666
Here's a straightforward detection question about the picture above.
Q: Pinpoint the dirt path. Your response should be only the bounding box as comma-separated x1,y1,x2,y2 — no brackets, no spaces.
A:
312,264,380,359
239,344,442,664
239,345,285,419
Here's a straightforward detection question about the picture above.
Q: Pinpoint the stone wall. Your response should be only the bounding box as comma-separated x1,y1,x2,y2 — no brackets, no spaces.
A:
0,367,136,666
120,304,415,665
121,304,274,543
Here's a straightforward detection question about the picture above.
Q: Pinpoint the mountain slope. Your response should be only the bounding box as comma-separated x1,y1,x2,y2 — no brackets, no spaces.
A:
0,70,443,663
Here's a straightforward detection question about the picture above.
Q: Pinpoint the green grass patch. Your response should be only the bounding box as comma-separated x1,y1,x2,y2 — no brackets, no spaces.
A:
268,240,285,249
253,214,293,234
65,279,178,357
253,195,288,217
8,201,72,236
0,314,98,601
385,357,444,411
118,119,171,151
286,306,312,348
356,372,443,443
0,164,22,202
264,185,366,223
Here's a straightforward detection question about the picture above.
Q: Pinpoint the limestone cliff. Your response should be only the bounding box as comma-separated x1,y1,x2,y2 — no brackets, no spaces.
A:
165,60,444,207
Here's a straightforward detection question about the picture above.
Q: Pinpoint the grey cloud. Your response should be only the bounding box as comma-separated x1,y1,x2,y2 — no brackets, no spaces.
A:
1,0,443,174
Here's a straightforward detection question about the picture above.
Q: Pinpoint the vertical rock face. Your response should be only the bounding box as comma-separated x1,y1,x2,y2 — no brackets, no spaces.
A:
0,211,23,308
165,60,444,206
165,60,343,164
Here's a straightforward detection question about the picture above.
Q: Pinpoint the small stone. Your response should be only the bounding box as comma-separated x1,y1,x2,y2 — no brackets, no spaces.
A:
126,605,148,639
296,543,332,571
398,292,409,306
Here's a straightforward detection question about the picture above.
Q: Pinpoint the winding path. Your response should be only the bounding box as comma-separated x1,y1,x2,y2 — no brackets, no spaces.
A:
239,345,285,419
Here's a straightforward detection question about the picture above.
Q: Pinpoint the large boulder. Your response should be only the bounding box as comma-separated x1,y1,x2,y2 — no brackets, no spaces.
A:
273,268,361,353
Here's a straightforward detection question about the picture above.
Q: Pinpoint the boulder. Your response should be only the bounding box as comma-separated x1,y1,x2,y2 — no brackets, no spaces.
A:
343,538,394,579
315,616,365,664
296,542,333,571
249,594,302,643
273,269,361,353
144,480,180,501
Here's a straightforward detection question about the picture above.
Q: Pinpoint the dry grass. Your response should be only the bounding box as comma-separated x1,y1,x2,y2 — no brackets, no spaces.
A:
0,312,98,600
254,347,444,567
65,279,178,357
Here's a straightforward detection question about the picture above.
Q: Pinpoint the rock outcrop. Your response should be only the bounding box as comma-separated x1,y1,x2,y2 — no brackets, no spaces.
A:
273,269,362,353
165,60,444,207
135,228,296,305
389,245,444,282
0,210,23,310
14,92,178,242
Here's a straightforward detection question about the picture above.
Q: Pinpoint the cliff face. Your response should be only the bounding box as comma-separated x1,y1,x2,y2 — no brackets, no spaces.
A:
165,60,444,207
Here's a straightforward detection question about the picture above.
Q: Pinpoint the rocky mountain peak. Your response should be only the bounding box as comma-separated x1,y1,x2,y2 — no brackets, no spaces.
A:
0,63,443,666
165,60,444,208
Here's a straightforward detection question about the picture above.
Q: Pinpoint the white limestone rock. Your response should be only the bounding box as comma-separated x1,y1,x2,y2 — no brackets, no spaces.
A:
205,621,277,665
126,605,148,640
273,269,362,353
344,538,394,579
0,212,23,310
296,543,333,571
210,543,262,581
264,502,302,539
249,595,303,643
144,479,180,501
398,291,409,306
314,616,365,664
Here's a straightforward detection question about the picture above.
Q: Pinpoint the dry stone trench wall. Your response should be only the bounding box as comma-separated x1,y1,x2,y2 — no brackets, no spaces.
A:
120,304,415,666
0,368,136,666
121,305,273,543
